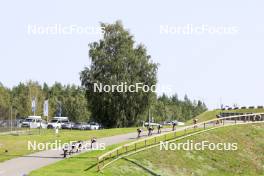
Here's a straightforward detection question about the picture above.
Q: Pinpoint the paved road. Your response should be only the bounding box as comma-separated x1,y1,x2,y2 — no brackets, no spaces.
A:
0,128,175,176
0,120,243,176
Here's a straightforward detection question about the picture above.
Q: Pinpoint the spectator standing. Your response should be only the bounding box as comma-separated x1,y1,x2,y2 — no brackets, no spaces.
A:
172,122,176,131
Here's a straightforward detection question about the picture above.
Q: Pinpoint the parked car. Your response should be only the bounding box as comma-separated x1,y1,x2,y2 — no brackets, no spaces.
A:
144,122,160,127
164,120,185,126
163,121,172,125
47,117,69,129
21,116,47,128
177,121,185,126
61,122,75,129
88,122,100,130
72,122,89,130
47,119,61,129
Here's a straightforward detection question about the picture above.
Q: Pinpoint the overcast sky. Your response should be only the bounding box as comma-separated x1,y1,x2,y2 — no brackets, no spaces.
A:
0,0,264,109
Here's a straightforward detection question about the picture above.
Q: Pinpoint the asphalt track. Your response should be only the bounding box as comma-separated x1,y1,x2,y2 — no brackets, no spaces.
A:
0,128,175,176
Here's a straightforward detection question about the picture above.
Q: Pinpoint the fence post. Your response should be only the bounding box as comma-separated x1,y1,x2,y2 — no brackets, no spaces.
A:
97,157,100,171
116,149,119,157
203,123,205,130
102,157,105,169
145,140,147,147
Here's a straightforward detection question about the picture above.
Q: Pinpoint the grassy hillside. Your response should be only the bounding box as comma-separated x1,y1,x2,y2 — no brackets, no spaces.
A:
104,123,264,176
186,110,221,124
30,123,264,176
186,108,264,124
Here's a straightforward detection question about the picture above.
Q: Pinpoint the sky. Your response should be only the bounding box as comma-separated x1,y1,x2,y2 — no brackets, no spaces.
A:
0,0,264,109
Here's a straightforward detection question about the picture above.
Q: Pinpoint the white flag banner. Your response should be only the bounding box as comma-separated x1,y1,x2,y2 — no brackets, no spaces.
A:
31,97,36,113
43,100,49,116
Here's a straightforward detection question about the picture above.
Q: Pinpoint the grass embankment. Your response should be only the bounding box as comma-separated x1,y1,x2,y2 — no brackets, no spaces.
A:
29,129,200,176
0,127,137,162
186,108,264,125
29,123,264,176
104,123,264,176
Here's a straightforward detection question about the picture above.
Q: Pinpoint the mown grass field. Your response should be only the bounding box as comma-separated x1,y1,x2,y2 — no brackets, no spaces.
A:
29,123,264,176
0,127,138,162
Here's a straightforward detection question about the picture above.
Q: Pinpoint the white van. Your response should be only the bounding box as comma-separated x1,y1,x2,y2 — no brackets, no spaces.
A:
47,117,69,129
21,116,47,128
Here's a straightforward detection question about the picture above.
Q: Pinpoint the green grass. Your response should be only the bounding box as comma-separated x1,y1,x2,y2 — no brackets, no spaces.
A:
5,109,264,175
99,128,204,162
29,141,129,176
104,123,264,176
0,127,138,162
29,123,264,176
186,110,221,125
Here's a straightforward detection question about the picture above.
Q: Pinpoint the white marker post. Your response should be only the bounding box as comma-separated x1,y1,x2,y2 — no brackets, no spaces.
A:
55,127,59,135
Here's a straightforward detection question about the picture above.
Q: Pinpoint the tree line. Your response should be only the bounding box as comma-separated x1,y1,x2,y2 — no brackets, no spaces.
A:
0,81,90,122
152,93,207,122
0,81,206,124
